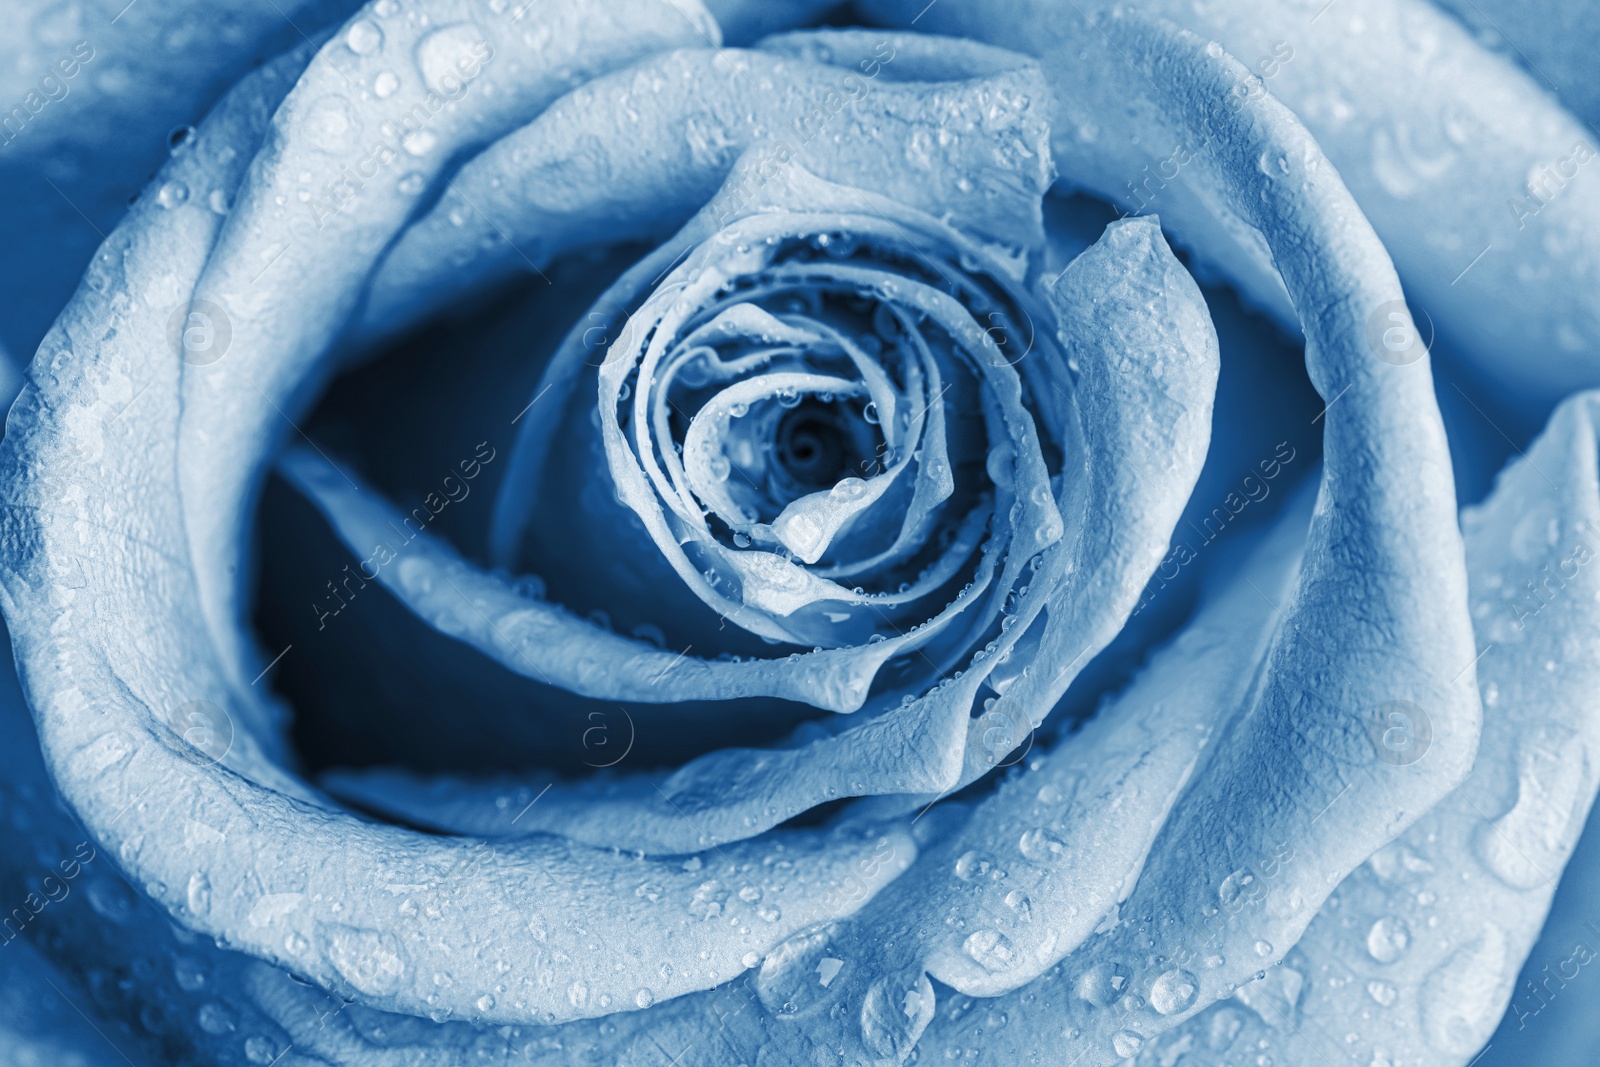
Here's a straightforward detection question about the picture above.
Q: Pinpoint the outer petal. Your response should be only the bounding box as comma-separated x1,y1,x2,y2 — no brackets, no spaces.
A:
1132,391,1600,1066
0,0,362,362
858,0,1600,407
354,38,1049,346
1432,0,1600,127
0,2,929,1029
175,0,723,690
894,15,1479,1064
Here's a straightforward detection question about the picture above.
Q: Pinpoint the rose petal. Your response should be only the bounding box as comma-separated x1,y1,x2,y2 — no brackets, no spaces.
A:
1132,390,1600,1066
356,37,1051,349
176,0,723,690
0,0,363,359
278,443,908,716
859,0,1600,406
880,15,1480,1064
0,1,949,1027
878,210,1220,809
1431,0,1600,126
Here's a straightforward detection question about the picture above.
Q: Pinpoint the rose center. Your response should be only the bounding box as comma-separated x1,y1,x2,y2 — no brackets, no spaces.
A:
773,398,878,492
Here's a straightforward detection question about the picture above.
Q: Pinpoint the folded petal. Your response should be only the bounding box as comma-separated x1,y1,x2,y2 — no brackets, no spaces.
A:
0,0,362,359
886,15,1479,1064
0,1,942,1028
858,0,1600,407
177,0,723,690
1132,390,1600,1066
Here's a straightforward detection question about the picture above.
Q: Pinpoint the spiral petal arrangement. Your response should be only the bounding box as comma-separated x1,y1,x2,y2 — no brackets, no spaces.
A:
2,1,1598,1065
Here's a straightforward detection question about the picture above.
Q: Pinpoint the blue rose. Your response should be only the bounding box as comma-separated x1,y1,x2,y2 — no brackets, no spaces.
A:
1,1,1598,1065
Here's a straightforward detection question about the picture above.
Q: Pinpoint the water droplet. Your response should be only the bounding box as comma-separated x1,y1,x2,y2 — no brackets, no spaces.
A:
415,23,485,95
567,979,590,1008
403,128,438,156
963,929,1016,973
1112,1029,1144,1057
860,975,931,1058
1367,979,1398,1007
86,877,138,923
197,1001,236,1035
172,956,206,992
1218,868,1256,907
688,880,726,920
756,925,844,1016
1018,826,1067,862
324,925,406,995
1149,968,1198,1015
953,850,994,881
635,987,655,1009
185,870,210,915
1366,916,1411,964
397,171,427,195
373,70,400,97
156,181,189,209
302,95,356,152
345,19,384,54
244,1035,279,1064
1074,961,1130,1008
475,993,495,1012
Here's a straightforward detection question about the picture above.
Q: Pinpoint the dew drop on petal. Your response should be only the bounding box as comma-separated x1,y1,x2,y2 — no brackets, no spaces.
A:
1149,968,1198,1015
155,181,189,209
1366,916,1411,964
403,129,439,156
345,19,383,55
415,24,486,95
962,929,1016,973
756,925,844,1016
1018,826,1067,862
